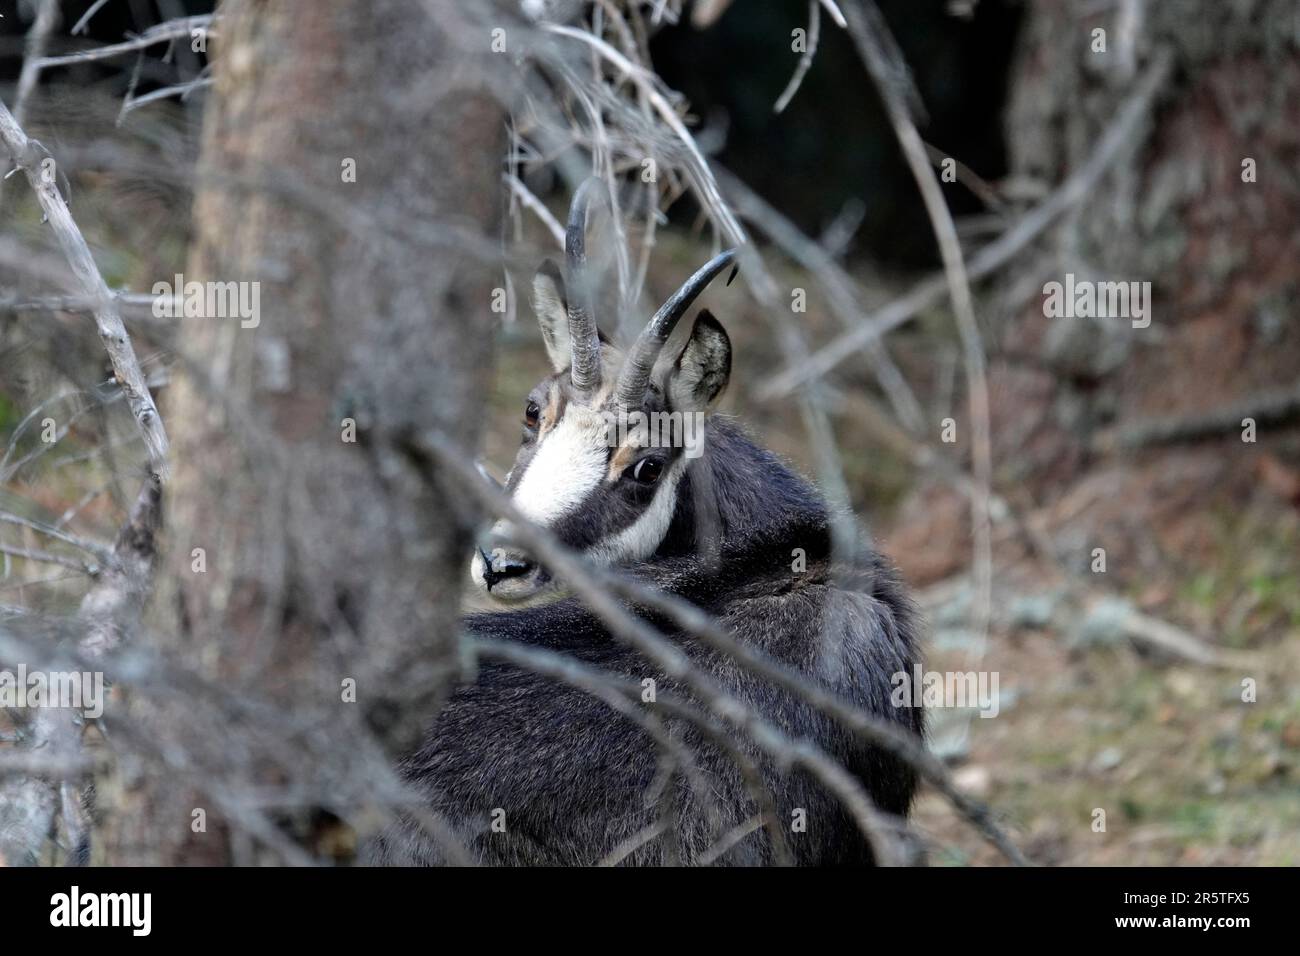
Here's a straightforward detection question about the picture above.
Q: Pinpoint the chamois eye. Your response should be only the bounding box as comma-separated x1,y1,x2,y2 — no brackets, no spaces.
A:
524,400,540,429
627,456,665,485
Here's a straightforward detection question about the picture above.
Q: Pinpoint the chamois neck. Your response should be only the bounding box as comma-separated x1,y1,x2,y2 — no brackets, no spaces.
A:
655,415,830,568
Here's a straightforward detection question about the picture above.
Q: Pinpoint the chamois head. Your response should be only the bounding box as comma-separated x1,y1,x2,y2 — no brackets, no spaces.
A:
472,180,736,603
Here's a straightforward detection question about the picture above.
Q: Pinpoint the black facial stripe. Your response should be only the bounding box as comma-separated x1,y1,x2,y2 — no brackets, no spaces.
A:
549,445,685,553
499,369,695,562
548,483,643,551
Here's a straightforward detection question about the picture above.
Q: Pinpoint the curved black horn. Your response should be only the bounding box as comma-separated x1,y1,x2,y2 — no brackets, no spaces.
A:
565,178,602,393
615,248,737,408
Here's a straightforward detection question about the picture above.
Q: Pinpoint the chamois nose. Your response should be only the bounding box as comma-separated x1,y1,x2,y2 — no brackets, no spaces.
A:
479,547,536,591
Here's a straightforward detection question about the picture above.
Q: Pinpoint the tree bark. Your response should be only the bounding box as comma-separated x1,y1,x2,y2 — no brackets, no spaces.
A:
121,0,509,864
994,0,1300,471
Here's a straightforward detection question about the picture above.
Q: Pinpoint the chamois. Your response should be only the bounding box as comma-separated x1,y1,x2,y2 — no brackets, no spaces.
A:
373,181,924,865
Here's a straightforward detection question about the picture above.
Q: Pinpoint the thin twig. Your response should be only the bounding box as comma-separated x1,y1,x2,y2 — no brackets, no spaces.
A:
816,0,847,29
716,166,925,432
0,511,114,564
12,0,60,126
774,0,821,114
597,819,671,866
841,0,993,654
760,49,1174,399
31,15,215,70
543,22,746,246
0,542,97,574
0,0,59,218
1093,382,1300,452
698,813,767,865
0,479,161,865
504,172,565,247
70,0,114,36
120,74,213,116
0,98,169,478
923,140,1008,213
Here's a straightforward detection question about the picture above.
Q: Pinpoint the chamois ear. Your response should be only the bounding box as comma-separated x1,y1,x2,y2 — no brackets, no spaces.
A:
531,259,572,374
666,310,731,413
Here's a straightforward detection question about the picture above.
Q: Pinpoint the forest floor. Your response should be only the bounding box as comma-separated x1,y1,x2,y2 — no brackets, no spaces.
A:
913,606,1300,866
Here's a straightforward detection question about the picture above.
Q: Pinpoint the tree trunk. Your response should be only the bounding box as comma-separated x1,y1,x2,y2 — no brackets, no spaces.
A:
115,0,509,864
978,0,1300,585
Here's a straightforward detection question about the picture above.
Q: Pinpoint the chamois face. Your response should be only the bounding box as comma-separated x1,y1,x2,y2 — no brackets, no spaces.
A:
470,261,732,604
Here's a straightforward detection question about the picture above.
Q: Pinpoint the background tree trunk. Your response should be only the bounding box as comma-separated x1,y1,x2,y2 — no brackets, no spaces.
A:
999,0,1299,451
112,0,508,864
962,0,1300,588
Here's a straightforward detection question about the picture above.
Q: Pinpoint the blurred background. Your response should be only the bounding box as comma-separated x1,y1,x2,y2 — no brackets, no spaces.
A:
2,0,1298,864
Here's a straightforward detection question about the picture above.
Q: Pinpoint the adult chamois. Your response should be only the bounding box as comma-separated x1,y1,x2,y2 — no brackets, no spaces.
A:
373,181,924,866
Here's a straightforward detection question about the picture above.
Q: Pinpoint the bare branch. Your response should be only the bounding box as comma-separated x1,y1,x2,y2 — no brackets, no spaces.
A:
922,141,1008,213
1093,382,1300,452
817,0,848,29
0,478,161,865
70,0,113,37
842,0,994,652
716,166,925,433
774,0,821,114
0,542,97,574
597,819,671,866
0,512,112,564
120,75,213,116
0,98,169,479
759,49,1174,399
30,15,216,71
12,0,60,127
504,172,565,248
543,22,747,246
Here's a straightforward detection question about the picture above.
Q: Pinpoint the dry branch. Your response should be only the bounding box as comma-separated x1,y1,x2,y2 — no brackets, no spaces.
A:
121,75,214,116
12,0,60,127
505,172,566,247
716,166,925,432
70,0,113,37
0,512,113,566
760,49,1174,399
0,478,161,866
543,22,746,246
1093,382,1300,452
30,15,216,71
0,542,97,575
0,98,169,479
841,0,994,655
1120,606,1262,671
774,0,821,114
